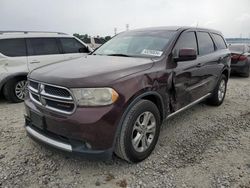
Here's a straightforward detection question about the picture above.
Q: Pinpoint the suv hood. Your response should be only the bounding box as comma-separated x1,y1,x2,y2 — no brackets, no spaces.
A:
29,55,154,88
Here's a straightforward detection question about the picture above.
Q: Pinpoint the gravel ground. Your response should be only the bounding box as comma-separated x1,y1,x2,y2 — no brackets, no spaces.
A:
0,76,250,188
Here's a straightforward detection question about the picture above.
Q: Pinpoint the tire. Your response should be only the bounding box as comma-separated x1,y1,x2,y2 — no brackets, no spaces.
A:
206,74,227,106
115,100,161,163
3,78,27,103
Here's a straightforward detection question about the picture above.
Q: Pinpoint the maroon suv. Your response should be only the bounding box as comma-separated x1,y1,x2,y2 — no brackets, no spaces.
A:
24,26,231,162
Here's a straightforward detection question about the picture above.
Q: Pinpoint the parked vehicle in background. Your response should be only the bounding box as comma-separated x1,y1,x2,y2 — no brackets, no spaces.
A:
24,26,231,162
83,37,106,49
229,44,250,77
0,31,92,102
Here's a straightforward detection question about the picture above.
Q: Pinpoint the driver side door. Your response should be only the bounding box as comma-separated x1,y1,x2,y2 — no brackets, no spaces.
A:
171,31,205,110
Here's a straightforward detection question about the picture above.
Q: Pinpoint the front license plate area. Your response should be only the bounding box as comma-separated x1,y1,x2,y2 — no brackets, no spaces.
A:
30,111,45,130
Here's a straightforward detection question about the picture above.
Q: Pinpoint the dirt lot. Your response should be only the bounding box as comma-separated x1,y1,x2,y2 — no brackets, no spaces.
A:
0,76,250,188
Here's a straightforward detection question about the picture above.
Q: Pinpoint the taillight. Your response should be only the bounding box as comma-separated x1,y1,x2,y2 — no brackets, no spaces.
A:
239,55,248,61
231,54,247,61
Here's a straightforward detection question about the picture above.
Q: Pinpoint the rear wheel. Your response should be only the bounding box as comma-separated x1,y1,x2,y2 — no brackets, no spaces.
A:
206,74,227,106
3,78,27,103
115,100,161,163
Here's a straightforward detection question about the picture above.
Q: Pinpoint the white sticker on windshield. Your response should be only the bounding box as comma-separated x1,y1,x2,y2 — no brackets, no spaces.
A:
141,49,163,57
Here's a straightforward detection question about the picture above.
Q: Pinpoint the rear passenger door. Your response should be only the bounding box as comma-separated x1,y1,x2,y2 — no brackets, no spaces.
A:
210,33,231,82
59,37,89,61
26,38,65,71
195,31,224,95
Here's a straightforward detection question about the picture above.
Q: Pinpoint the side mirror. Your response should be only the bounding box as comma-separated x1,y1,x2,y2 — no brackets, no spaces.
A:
174,48,197,62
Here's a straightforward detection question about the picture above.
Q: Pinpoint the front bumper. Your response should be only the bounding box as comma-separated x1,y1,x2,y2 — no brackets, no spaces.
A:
24,98,123,159
25,125,72,152
25,120,113,160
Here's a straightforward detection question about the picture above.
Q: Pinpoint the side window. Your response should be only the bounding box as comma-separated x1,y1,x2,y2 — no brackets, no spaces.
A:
212,33,227,50
173,32,197,56
27,38,60,56
197,32,215,56
60,38,87,53
0,39,26,57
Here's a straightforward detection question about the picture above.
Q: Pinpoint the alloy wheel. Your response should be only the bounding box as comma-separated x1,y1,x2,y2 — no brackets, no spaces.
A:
131,111,156,153
218,79,226,101
15,80,27,100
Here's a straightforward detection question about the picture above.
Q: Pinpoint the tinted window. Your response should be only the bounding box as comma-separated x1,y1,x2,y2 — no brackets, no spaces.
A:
0,39,26,57
27,38,60,56
197,32,215,55
173,32,197,55
60,38,86,53
212,33,227,50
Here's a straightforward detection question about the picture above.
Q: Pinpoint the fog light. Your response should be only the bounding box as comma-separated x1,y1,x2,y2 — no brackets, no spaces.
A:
86,142,92,149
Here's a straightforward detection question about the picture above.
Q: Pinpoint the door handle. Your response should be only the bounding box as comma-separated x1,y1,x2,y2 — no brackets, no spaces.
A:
30,60,40,64
196,63,202,67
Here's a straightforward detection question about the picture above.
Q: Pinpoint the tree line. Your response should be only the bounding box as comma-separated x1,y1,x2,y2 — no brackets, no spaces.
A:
73,33,112,43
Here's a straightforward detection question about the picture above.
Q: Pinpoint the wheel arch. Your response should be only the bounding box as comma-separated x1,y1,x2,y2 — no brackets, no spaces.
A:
221,67,230,81
112,90,167,150
0,72,28,92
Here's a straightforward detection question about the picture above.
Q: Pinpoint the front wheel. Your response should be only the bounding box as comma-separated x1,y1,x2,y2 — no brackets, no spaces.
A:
115,100,161,163
3,78,27,103
206,74,227,106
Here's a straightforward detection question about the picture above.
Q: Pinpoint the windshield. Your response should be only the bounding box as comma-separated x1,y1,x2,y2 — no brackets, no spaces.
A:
229,45,245,52
94,30,176,58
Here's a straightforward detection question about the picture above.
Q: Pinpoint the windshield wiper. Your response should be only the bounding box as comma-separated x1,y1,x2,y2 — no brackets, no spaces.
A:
106,54,132,57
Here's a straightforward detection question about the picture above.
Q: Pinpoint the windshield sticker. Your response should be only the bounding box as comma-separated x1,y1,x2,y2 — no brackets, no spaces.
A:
141,49,163,57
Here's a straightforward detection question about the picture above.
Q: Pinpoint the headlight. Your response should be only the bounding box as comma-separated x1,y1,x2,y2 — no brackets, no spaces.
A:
71,88,119,106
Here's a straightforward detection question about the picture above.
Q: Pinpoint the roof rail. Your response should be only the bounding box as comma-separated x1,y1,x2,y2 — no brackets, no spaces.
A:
0,31,67,35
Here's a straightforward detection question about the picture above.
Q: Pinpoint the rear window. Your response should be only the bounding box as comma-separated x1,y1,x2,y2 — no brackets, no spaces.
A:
197,32,215,56
228,45,245,53
212,33,227,50
27,38,60,56
60,38,85,53
0,39,26,57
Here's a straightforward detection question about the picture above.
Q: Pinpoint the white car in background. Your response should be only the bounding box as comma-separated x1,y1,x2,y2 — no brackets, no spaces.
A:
0,31,92,103
83,37,106,49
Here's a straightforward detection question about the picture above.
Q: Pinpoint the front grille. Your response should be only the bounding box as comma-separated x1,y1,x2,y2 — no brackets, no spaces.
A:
28,80,75,114
44,85,71,98
29,80,39,91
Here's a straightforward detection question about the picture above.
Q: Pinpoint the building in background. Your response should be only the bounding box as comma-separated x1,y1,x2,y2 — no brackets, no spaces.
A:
226,38,250,44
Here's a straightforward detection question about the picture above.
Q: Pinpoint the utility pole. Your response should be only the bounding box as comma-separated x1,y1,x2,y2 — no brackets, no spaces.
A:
114,27,117,36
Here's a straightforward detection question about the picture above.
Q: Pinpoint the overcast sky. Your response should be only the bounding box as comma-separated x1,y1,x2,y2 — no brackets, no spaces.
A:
0,0,250,38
